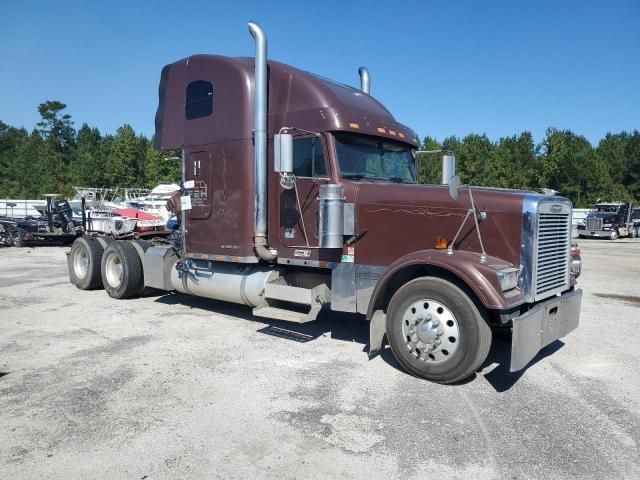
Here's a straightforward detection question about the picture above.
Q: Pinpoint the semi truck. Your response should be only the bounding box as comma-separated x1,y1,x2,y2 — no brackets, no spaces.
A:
66,22,582,383
577,201,636,239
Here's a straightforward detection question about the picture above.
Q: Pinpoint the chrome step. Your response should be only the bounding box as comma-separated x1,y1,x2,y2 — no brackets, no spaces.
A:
253,281,330,324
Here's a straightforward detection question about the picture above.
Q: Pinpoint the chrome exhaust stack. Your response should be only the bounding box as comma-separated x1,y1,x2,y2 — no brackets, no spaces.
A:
248,21,276,261
358,66,370,94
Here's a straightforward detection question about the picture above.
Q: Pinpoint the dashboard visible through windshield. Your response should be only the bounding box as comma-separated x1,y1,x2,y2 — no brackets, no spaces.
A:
334,132,416,183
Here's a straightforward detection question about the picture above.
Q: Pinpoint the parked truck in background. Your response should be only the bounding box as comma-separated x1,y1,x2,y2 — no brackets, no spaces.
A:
577,202,636,239
66,22,582,383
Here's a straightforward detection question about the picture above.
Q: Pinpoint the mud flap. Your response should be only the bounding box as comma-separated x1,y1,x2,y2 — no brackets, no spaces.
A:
368,310,387,358
511,288,582,372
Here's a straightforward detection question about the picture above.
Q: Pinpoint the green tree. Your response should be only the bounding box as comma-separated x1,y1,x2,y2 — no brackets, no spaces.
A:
624,130,640,200
69,123,106,187
490,132,536,189
4,130,61,197
0,122,29,197
596,132,630,186
536,128,611,206
142,143,181,188
416,136,442,184
105,125,143,187
36,101,75,152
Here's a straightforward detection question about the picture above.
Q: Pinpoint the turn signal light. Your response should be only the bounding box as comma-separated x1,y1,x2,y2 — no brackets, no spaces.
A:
435,237,448,249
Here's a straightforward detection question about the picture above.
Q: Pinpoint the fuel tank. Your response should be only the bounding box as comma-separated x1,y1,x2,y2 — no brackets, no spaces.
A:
171,260,280,307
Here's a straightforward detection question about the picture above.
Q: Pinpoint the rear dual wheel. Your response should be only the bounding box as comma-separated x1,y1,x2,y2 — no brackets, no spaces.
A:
69,237,104,289
386,277,492,384
11,231,25,248
101,241,144,299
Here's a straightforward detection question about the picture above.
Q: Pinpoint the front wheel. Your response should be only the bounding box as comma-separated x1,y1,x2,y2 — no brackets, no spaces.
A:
610,230,619,240
386,277,492,384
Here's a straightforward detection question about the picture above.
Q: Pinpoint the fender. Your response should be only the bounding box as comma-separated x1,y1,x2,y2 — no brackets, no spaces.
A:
366,249,525,321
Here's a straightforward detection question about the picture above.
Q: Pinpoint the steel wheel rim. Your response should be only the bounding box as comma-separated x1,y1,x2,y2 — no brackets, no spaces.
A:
73,249,89,279
12,233,20,246
401,298,460,363
105,252,123,288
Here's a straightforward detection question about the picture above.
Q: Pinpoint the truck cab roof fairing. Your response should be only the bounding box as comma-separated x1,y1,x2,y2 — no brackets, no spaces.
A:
154,55,418,150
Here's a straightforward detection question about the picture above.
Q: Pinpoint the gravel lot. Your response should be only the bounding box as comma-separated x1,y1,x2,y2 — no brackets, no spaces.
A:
1,239,639,479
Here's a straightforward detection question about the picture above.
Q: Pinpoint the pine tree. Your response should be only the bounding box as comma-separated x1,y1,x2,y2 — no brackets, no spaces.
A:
106,125,143,187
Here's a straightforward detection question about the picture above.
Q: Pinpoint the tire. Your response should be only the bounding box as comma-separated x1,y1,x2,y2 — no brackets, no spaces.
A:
11,231,25,248
101,240,143,299
69,237,104,290
386,277,492,384
577,234,585,239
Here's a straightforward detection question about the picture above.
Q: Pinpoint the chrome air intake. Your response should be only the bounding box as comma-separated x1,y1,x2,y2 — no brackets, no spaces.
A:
318,184,345,249
520,195,573,302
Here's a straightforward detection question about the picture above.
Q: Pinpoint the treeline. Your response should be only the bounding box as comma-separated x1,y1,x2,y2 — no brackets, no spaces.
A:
1,101,638,207
0,101,180,199
418,130,640,207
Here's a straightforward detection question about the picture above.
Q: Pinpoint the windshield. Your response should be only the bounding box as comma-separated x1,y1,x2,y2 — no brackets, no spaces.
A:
334,132,416,183
595,205,621,213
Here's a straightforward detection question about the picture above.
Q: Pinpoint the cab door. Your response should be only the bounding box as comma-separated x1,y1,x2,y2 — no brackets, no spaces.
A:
184,150,212,253
278,136,329,248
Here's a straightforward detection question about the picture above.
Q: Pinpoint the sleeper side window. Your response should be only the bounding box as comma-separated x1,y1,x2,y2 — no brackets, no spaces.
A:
292,137,328,178
185,80,213,120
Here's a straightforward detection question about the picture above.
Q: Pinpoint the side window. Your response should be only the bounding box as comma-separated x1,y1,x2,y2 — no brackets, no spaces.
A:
185,80,213,120
292,137,327,177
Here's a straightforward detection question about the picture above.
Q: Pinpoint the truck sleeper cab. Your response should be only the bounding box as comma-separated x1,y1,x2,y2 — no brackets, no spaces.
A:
67,22,581,384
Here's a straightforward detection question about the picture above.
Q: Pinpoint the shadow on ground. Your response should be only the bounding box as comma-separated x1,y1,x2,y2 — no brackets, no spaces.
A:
154,292,563,390
480,336,565,392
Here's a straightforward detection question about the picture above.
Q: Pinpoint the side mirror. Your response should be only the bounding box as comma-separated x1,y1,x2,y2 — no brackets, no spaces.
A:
274,133,293,174
448,175,462,200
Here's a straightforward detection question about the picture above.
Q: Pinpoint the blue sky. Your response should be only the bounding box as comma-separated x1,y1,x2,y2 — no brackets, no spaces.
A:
1,0,638,145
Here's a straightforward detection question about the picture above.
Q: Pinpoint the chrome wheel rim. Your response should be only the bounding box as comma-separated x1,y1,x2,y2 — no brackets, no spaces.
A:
73,249,89,279
402,299,460,363
104,252,123,288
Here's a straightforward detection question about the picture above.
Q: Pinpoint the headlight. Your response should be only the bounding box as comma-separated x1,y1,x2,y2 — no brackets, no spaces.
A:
603,223,612,227
497,268,519,291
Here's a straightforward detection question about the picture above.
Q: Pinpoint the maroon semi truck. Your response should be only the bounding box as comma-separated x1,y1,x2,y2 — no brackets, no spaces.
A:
67,22,582,383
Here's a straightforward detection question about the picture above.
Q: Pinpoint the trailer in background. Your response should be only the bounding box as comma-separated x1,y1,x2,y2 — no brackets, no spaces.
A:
0,195,82,247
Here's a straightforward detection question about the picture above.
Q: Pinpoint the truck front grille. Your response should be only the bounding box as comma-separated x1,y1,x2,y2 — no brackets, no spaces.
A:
535,212,571,297
520,196,573,303
585,217,602,230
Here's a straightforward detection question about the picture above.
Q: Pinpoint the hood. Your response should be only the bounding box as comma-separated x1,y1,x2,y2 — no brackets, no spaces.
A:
352,183,534,267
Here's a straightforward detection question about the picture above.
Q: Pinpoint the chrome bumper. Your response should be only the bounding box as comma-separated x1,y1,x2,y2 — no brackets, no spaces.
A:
580,230,613,238
510,288,582,372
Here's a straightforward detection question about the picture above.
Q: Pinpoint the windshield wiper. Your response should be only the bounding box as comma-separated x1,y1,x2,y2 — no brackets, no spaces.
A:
342,174,414,184
342,174,378,182
387,176,411,184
